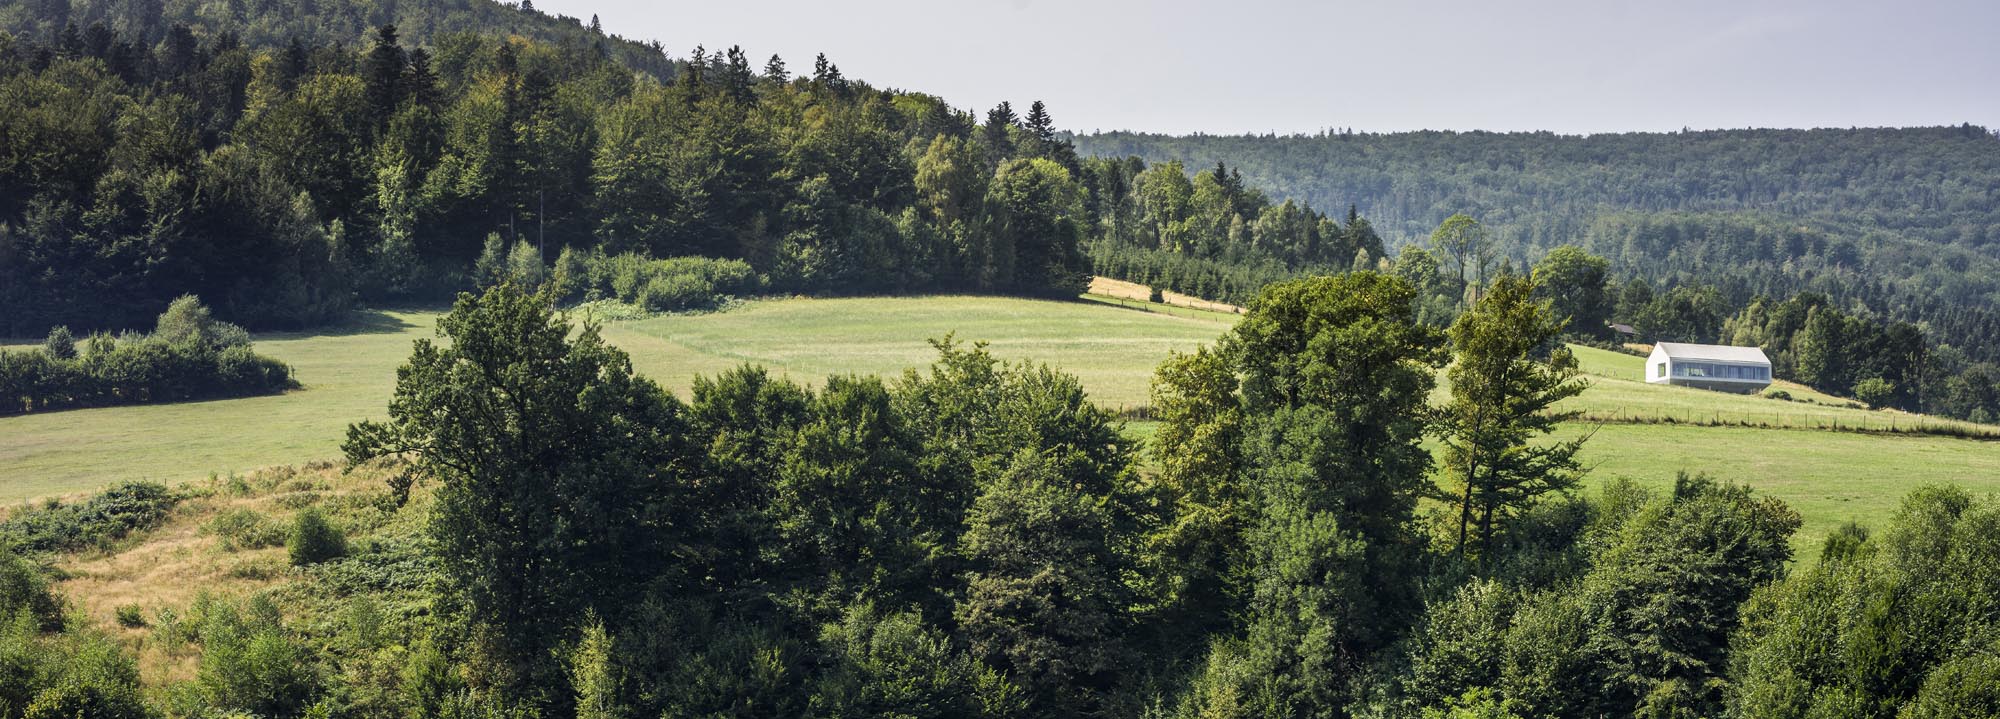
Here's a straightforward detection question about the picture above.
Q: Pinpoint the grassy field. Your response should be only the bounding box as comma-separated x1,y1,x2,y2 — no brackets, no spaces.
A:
4,291,1996,559
1565,423,2000,559
0,310,438,502
1560,345,1998,437
0,296,1232,501
599,294,1233,407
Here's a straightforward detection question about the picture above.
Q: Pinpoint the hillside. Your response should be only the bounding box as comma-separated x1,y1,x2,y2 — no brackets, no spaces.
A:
8,283,1998,718
0,0,675,78
5,292,1996,559
1073,127,2000,363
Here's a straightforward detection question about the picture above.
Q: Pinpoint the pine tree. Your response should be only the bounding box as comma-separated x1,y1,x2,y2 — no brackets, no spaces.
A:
1436,274,1589,558
362,25,406,131
983,101,1017,161
763,53,787,82
1024,100,1055,144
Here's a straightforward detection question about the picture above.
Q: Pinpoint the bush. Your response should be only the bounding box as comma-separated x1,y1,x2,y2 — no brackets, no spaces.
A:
207,509,286,551
0,482,178,553
570,251,761,312
1763,389,1792,401
41,326,75,361
0,297,293,416
1854,377,1895,409
0,547,63,631
23,680,149,719
114,604,146,628
198,622,320,716
287,509,345,566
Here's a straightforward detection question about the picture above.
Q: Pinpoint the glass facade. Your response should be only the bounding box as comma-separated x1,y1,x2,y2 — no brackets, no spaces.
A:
1671,361,1768,381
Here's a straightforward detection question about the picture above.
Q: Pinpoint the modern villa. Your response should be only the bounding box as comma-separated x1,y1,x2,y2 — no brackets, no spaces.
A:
1646,342,1773,394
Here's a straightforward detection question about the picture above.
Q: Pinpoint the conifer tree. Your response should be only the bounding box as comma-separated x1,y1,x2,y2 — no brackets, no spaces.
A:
1436,274,1590,558
983,101,1017,161
1024,100,1055,144
361,25,405,131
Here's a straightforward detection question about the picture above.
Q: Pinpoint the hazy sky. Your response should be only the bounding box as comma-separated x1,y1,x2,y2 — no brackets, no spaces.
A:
535,0,2000,136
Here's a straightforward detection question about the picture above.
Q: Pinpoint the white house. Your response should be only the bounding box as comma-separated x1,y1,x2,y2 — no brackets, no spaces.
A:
1646,342,1773,394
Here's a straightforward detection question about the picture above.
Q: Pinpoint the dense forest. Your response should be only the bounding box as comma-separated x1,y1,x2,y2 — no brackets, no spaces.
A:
1069,129,2000,421
7,278,1999,718
0,0,677,78
0,2,1379,340
1071,128,2000,357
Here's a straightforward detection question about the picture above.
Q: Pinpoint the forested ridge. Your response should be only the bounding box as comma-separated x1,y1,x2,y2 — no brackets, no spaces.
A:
0,0,677,78
1066,127,2000,421
0,0,1382,344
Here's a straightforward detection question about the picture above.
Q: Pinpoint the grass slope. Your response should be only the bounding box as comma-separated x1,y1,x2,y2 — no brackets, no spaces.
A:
1563,423,2000,561
1561,345,1998,437
4,293,1995,561
0,296,1231,500
0,310,436,502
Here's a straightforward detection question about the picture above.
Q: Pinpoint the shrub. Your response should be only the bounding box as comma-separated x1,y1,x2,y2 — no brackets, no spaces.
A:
570,251,761,312
1763,389,1792,401
198,624,320,717
287,509,346,566
114,604,146,628
1854,377,1895,409
41,326,75,361
23,680,149,719
0,297,292,416
0,482,178,553
207,509,286,551
1148,286,1164,304
0,547,63,631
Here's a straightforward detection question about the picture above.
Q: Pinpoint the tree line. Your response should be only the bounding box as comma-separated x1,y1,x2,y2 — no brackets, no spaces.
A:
0,14,1383,338
1073,129,2000,385
0,295,294,414
1359,214,2000,422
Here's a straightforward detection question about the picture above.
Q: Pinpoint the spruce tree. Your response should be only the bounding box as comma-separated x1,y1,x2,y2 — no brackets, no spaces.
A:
983,101,1017,161
362,25,405,131
1436,274,1590,558
1024,99,1056,144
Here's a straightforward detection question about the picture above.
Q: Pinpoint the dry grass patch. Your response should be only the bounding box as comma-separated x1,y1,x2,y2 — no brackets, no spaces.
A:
51,462,390,686
1088,276,1244,314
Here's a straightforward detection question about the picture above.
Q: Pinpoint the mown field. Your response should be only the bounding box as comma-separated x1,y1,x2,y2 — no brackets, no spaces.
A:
0,296,1232,501
4,292,1997,559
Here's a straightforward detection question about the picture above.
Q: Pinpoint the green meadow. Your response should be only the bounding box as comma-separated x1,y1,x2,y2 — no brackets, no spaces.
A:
2,293,1995,558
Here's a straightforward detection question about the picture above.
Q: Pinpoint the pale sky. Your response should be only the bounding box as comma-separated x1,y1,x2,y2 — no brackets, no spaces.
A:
535,0,2000,136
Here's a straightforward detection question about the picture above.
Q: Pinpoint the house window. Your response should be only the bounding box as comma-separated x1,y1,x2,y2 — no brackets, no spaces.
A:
1657,362,1667,378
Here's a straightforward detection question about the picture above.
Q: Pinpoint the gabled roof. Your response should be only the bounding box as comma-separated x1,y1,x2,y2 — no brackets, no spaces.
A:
1654,342,1770,365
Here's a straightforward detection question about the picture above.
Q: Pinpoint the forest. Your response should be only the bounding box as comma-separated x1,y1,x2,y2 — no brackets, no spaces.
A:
0,5,1374,339
6,277,1997,719
1073,129,2000,370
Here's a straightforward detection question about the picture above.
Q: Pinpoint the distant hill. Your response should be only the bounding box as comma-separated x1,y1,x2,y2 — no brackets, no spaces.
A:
1074,125,2000,360
0,0,675,78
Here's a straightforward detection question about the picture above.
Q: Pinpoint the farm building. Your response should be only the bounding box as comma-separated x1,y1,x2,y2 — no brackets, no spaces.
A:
1646,342,1773,394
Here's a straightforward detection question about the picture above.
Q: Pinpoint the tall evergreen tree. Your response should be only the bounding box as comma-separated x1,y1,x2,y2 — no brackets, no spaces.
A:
361,24,405,131
1436,274,1590,559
